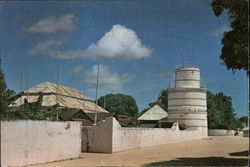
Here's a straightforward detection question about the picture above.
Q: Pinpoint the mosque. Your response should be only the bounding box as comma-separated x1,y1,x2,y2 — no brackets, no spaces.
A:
138,62,208,136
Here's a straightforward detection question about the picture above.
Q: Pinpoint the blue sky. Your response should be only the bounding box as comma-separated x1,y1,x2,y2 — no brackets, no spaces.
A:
1,0,248,117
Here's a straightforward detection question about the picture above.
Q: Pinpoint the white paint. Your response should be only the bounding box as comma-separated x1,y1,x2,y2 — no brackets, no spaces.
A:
168,90,207,111
137,104,168,121
208,129,228,136
82,119,113,153
175,68,200,88
166,66,208,137
1,120,82,167
82,118,203,153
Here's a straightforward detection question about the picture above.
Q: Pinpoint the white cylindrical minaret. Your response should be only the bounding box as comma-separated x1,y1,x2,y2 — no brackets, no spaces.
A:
175,67,200,88
167,63,207,136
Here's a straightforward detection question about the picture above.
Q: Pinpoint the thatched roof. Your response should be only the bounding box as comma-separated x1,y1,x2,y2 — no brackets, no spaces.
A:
9,82,109,113
137,104,168,121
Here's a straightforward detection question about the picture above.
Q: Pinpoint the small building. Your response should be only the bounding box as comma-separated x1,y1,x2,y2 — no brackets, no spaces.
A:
59,108,114,126
10,82,109,113
9,82,111,125
116,115,135,127
137,104,168,127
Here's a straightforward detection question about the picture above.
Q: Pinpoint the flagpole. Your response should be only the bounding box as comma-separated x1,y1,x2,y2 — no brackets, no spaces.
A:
94,56,100,125
26,77,29,102
20,67,23,105
56,64,61,121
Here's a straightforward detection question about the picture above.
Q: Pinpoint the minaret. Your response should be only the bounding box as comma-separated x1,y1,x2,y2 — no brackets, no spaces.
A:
167,62,207,136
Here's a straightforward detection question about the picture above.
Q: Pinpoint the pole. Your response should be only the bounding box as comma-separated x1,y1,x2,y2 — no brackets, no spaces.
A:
56,64,61,121
248,73,249,128
0,58,2,110
20,67,23,105
26,77,29,101
104,95,106,109
94,56,100,125
83,87,86,109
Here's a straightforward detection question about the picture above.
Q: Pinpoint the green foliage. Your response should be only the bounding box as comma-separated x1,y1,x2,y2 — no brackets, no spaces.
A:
239,116,248,127
97,94,138,117
2,101,58,120
0,60,57,120
141,88,242,130
207,91,243,130
0,59,15,116
139,89,168,116
211,0,248,73
9,107,57,120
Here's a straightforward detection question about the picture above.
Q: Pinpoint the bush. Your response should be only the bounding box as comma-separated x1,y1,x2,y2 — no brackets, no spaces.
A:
179,124,186,130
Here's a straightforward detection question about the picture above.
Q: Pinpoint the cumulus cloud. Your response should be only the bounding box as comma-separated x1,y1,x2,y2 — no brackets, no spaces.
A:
26,16,152,61
47,24,153,61
84,64,135,90
26,13,76,34
211,25,231,36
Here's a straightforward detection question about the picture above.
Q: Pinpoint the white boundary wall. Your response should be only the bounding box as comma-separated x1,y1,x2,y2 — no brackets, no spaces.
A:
208,129,228,136
1,120,82,167
82,117,203,153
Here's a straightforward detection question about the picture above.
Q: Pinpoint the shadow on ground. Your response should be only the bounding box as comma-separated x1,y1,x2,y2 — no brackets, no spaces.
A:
143,157,248,166
229,150,249,156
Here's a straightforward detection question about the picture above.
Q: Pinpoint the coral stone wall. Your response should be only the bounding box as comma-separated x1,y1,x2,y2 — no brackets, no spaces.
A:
1,120,82,167
82,118,203,153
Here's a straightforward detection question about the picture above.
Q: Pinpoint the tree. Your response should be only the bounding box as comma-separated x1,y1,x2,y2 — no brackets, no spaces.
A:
2,93,58,120
139,89,168,116
211,0,248,74
0,59,57,120
141,88,242,130
207,91,243,130
0,59,15,117
98,94,138,117
239,116,248,127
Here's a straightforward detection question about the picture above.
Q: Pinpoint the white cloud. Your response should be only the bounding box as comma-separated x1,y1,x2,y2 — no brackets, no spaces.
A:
26,13,76,34
211,25,231,36
72,65,84,75
84,64,135,90
48,24,153,61
154,71,173,78
26,39,63,55
48,49,84,59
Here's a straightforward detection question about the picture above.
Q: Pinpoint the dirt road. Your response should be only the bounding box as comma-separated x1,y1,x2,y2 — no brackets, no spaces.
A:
29,136,249,166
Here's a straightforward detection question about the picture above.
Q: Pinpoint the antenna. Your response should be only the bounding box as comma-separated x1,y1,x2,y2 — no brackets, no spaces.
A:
104,95,106,110
182,60,186,68
83,87,86,109
26,77,29,102
20,67,23,105
0,58,2,108
56,64,61,121
94,56,100,125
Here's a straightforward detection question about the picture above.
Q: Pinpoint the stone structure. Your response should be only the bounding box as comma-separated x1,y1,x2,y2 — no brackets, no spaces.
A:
82,117,203,153
1,120,82,167
208,129,228,136
160,63,208,136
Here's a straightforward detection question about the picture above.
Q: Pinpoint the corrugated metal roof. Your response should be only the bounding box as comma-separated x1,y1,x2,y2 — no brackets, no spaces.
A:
138,104,168,121
9,82,109,113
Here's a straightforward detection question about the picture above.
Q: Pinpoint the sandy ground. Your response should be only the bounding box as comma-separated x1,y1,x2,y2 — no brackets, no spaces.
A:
29,136,249,167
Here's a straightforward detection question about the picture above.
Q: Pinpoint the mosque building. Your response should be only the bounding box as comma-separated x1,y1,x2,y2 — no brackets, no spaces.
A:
159,62,208,136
